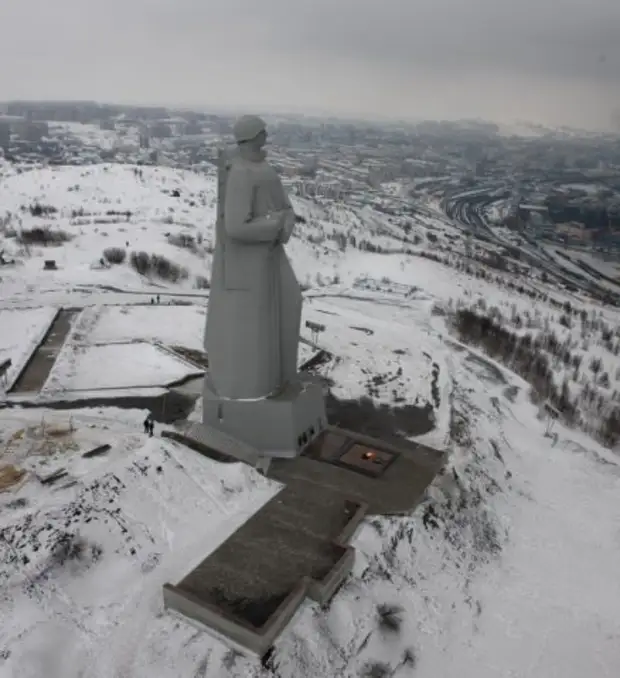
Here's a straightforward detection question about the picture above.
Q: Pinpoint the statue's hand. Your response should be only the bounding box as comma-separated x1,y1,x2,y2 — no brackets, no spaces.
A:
279,210,296,244
264,211,283,227
267,211,287,247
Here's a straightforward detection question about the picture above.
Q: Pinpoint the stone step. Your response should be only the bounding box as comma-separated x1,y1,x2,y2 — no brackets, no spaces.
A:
183,421,260,464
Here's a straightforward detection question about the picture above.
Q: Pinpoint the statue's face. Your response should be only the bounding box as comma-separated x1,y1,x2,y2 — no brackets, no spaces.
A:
255,129,267,148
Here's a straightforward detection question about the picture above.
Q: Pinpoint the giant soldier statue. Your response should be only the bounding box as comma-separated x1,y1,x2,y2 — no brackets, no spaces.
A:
202,115,326,458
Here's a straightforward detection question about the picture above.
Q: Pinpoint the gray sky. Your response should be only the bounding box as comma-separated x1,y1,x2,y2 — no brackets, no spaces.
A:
1,0,618,130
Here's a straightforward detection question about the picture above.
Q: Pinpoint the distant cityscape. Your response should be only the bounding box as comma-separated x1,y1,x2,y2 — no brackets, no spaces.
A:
1,99,620,253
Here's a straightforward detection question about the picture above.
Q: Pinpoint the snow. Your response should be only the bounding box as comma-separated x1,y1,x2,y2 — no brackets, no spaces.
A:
88,304,207,350
0,306,58,389
331,249,497,304
42,343,201,393
566,248,620,280
495,121,557,139
304,294,446,414
50,122,122,151
560,182,603,195
298,341,317,366
420,375,620,678
0,413,279,677
3,323,619,677
0,164,217,294
1,161,619,677
0,165,213,219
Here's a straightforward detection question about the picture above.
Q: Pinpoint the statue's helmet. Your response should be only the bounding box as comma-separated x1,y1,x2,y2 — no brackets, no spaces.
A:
233,115,267,143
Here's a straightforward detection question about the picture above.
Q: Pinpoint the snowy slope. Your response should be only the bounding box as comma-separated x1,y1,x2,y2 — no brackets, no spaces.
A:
0,163,619,677
1,309,618,677
0,163,453,305
0,164,217,294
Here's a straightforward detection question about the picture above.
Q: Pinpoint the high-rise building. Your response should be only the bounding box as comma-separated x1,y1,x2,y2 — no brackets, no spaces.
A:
139,128,150,149
24,121,48,142
0,122,10,154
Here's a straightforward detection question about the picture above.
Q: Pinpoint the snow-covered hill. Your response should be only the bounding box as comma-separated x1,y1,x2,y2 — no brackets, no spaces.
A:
1,163,619,678
0,163,456,304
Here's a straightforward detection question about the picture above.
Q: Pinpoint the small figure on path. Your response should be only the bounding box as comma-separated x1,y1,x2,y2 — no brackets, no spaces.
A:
149,420,155,437
143,416,151,434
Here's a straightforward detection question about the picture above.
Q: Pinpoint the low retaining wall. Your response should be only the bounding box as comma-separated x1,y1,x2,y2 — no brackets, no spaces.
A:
163,580,310,659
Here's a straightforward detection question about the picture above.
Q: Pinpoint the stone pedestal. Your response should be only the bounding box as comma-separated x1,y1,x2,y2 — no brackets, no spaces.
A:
202,375,327,458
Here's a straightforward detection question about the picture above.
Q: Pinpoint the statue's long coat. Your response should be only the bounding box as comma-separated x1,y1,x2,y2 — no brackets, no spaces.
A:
205,147,301,399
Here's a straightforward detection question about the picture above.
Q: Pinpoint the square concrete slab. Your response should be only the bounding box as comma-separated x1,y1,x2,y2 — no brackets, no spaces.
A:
337,443,396,478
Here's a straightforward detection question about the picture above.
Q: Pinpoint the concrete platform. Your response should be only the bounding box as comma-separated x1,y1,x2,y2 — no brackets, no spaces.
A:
271,426,445,515
163,427,445,657
202,375,327,458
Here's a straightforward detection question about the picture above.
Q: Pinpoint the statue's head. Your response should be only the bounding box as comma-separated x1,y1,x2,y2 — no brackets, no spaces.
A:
233,115,267,150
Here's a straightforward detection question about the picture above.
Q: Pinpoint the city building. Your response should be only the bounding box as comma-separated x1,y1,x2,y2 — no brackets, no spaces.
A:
0,122,9,154
24,121,49,142
555,221,593,243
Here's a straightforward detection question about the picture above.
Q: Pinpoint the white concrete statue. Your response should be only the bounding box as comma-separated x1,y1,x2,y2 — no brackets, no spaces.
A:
200,115,326,457
205,115,301,400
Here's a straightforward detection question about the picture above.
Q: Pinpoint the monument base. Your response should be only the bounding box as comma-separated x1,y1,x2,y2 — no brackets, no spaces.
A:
202,375,327,458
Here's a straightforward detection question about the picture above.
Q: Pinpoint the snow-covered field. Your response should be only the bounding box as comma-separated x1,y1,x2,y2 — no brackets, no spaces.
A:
0,164,217,294
1,162,619,677
88,305,207,350
42,343,201,393
0,163,463,304
2,320,618,677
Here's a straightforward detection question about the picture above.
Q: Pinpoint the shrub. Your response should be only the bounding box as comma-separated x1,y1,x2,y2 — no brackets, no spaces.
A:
402,648,417,668
452,308,577,425
29,202,57,217
167,232,197,251
129,250,188,282
102,247,126,264
601,408,620,447
151,254,188,282
376,603,404,633
130,250,150,275
361,662,391,678
17,226,72,245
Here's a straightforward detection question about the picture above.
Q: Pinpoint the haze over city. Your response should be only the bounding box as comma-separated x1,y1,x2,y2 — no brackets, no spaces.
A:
1,0,619,130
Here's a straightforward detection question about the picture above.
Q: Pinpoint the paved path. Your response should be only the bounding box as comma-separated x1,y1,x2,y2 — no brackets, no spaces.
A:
10,309,78,393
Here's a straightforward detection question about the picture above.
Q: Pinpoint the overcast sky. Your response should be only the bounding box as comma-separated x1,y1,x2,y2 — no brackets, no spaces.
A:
1,0,618,130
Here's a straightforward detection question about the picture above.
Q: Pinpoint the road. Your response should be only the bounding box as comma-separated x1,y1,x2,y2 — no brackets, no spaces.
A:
440,184,620,305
